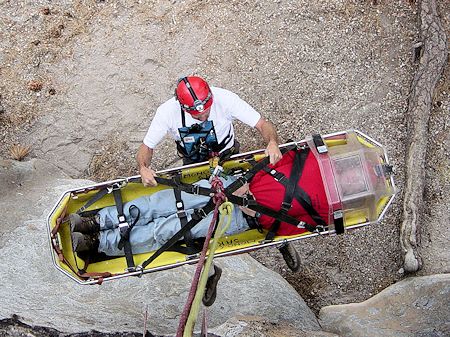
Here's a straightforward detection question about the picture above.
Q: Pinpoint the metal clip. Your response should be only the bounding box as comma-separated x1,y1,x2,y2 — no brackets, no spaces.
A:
241,196,249,208
209,165,224,183
314,225,326,236
186,253,200,260
197,208,207,218
296,221,306,229
135,265,144,277
281,201,291,212
193,184,200,195
107,181,127,194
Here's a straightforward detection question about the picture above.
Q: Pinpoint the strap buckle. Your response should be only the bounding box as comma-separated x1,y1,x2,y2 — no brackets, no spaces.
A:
314,225,326,237
119,220,129,236
177,209,187,219
314,225,326,235
281,201,291,212
193,185,201,195
374,164,394,177
333,210,343,220
312,134,328,154
195,208,208,219
270,169,286,183
241,196,250,207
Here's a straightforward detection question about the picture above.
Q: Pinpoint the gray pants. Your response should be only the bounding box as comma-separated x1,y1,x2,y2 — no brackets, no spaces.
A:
97,178,249,256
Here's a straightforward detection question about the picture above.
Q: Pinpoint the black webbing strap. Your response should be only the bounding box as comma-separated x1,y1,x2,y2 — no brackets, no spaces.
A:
173,188,195,246
262,150,328,229
265,221,281,242
167,240,204,255
76,188,109,214
155,177,213,197
181,108,186,127
312,133,328,153
127,176,213,197
225,144,298,195
243,213,263,232
112,189,135,271
265,149,306,241
140,199,216,269
226,194,316,232
117,205,140,250
334,212,345,234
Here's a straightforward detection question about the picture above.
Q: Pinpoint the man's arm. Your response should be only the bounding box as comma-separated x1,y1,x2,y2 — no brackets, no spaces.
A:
136,144,158,187
254,118,282,165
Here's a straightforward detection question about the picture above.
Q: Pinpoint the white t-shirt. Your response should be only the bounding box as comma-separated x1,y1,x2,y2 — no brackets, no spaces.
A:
143,87,261,152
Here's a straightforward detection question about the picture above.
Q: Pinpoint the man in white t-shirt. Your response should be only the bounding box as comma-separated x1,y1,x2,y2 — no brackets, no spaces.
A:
137,76,282,187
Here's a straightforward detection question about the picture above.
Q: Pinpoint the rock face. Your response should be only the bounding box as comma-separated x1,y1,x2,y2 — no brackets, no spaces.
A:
210,316,339,337
0,159,320,336
319,274,450,337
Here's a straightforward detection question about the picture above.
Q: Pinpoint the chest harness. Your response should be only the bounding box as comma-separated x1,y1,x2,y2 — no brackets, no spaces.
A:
175,110,233,162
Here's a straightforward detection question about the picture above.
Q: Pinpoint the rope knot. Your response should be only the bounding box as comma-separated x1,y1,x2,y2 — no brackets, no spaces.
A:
210,176,226,206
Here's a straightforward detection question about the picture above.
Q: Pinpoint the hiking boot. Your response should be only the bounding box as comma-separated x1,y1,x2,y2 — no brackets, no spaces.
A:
279,242,301,272
69,213,100,234
71,232,99,253
202,264,222,307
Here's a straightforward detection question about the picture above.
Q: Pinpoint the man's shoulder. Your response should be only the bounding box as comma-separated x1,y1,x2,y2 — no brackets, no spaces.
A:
156,97,180,116
211,86,238,98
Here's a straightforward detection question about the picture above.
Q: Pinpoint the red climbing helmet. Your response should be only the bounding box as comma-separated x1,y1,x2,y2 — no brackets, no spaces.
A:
175,76,213,115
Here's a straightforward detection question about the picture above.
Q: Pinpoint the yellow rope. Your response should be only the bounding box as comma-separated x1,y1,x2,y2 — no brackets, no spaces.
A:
183,202,234,337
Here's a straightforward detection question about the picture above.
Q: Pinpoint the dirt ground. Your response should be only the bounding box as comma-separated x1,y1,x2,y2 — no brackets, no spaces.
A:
0,0,448,325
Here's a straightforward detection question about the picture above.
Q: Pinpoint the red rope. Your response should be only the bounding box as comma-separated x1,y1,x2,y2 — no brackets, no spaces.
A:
176,177,225,336
211,176,226,205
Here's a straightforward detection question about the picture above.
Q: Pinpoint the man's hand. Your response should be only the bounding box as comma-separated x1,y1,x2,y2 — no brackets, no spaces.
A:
137,144,157,186
265,140,282,165
239,206,257,217
232,183,250,197
255,118,282,165
140,166,158,187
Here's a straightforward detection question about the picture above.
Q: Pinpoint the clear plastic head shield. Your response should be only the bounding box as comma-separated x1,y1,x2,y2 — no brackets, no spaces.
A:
308,131,395,231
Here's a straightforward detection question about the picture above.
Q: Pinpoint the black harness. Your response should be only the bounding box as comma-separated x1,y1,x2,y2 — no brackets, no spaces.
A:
261,148,328,241
176,110,233,163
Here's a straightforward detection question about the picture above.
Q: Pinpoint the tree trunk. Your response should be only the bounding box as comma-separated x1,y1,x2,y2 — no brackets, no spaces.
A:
401,0,448,272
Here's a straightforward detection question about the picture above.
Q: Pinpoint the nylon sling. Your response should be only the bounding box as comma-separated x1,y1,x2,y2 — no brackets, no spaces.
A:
171,187,204,255
76,188,109,214
224,144,297,196
112,189,136,271
140,199,216,270
265,148,307,241
223,145,319,233
225,194,316,232
156,177,213,197
262,151,328,229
